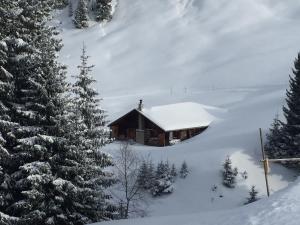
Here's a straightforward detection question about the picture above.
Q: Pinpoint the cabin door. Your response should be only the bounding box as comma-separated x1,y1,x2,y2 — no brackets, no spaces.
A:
136,129,145,144
127,128,136,140
159,133,166,146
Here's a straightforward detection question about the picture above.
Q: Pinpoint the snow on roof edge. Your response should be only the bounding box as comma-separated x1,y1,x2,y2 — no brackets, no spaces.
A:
110,102,215,132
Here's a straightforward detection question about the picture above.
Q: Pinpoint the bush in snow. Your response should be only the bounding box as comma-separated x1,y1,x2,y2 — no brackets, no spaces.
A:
137,160,179,197
222,156,238,188
152,161,174,196
245,186,259,205
211,185,218,192
180,161,189,178
241,170,248,180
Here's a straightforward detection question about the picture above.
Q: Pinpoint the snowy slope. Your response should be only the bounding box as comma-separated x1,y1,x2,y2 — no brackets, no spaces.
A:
57,0,300,95
91,178,300,225
55,0,300,223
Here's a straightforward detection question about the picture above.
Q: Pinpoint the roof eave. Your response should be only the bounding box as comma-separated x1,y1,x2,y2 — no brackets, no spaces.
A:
165,125,210,132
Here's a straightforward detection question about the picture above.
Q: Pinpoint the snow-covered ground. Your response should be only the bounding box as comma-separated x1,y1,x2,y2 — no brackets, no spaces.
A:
90,178,300,225
55,0,300,224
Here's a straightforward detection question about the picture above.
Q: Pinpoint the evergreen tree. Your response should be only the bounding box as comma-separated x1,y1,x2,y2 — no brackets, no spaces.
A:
245,186,259,204
137,160,156,190
0,1,18,41
0,1,87,224
0,67,14,157
0,67,18,225
170,164,177,182
0,1,115,223
1,1,70,223
53,0,69,9
72,44,111,152
94,0,112,22
137,161,149,190
179,161,189,179
152,161,173,196
74,0,89,28
49,44,116,223
222,157,237,188
265,114,285,159
68,0,73,17
147,161,155,188
0,2,24,223
280,53,300,161
155,161,166,179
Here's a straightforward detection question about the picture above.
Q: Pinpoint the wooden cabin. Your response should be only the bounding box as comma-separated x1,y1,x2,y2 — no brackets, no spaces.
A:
109,100,214,147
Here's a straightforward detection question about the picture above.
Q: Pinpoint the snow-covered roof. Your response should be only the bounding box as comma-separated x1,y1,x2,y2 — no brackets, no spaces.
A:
137,102,214,131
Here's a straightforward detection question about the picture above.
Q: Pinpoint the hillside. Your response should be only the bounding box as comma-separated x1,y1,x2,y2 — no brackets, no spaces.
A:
55,0,300,224
57,0,300,96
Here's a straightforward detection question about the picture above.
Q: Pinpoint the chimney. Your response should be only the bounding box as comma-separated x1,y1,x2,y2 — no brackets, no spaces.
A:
138,99,143,111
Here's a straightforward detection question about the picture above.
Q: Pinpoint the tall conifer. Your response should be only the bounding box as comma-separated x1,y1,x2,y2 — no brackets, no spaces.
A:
50,44,115,224
281,54,300,159
266,53,300,165
74,0,89,28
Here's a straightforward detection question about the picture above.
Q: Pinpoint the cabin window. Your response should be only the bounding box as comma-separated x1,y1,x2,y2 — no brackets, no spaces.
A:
173,131,180,139
181,130,187,139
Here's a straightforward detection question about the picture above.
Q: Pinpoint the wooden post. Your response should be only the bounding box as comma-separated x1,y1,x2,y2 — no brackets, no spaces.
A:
260,128,270,197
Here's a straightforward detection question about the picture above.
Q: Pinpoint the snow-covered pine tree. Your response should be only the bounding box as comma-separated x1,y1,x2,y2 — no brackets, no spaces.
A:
0,67,19,225
0,1,70,223
163,161,170,177
280,53,300,162
53,0,69,9
152,161,173,196
137,161,149,190
94,0,112,22
0,5,53,224
0,67,14,157
137,160,155,190
147,161,155,189
68,0,73,17
179,161,189,178
74,0,89,28
1,1,114,223
0,3,21,224
265,114,285,159
50,44,116,223
155,161,165,178
245,186,259,204
170,164,177,182
72,44,111,152
222,156,237,188
51,93,96,225
0,0,18,40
